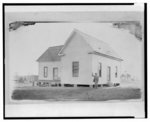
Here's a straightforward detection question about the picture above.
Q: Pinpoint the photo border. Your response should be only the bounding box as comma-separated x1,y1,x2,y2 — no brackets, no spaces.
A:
3,3,147,119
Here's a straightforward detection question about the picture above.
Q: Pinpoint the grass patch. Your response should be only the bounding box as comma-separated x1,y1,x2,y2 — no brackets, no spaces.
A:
12,87,141,101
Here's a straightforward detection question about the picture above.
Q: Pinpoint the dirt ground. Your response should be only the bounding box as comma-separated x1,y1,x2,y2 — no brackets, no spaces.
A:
11,86,141,101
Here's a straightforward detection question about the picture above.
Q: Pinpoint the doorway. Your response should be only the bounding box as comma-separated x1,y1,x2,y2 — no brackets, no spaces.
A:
53,67,58,80
107,66,111,82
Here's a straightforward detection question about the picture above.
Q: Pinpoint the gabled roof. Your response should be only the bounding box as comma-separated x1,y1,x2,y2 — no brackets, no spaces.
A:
37,29,123,62
59,29,123,61
37,45,64,62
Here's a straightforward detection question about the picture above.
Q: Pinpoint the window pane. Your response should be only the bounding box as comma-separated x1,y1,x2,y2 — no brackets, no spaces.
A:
72,62,79,77
44,66,48,77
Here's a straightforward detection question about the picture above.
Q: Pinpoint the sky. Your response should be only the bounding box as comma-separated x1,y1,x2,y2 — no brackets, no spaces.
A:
8,23,144,85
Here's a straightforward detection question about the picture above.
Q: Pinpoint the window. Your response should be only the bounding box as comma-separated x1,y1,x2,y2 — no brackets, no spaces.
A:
72,62,79,77
99,63,102,77
43,66,48,78
115,66,118,78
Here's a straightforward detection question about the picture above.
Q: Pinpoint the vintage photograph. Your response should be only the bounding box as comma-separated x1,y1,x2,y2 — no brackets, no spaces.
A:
4,3,146,118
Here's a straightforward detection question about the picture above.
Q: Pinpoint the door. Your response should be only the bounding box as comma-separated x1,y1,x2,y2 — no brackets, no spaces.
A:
107,66,111,82
53,67,58,80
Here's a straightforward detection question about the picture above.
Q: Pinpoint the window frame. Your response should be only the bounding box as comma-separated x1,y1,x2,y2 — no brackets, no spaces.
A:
72,61,79,77
43,66,48,78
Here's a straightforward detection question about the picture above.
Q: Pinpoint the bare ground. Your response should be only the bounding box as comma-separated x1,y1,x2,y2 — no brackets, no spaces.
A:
11,87,141,101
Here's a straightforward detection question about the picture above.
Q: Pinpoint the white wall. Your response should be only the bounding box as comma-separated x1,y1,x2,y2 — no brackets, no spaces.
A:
92,55,121,84
61,32,93,85
38,62,61,80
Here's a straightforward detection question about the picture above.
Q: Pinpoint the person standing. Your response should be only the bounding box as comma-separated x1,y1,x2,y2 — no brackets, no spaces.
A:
92,73,99,89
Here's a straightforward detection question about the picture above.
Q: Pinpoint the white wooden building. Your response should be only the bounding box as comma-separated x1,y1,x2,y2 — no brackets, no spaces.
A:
37,29,123,87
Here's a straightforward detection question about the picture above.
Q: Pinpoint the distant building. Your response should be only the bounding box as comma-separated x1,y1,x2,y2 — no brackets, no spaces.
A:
37,29,123,86
24,75,38,83
15,75,38,84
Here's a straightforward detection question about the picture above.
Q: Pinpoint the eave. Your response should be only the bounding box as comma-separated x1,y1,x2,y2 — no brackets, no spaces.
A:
88,51,123,62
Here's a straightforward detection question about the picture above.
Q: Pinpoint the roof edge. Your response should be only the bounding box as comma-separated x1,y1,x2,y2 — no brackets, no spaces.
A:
36,47,50,62
89,51,123,61
36,45,64,62
58,30,75,55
